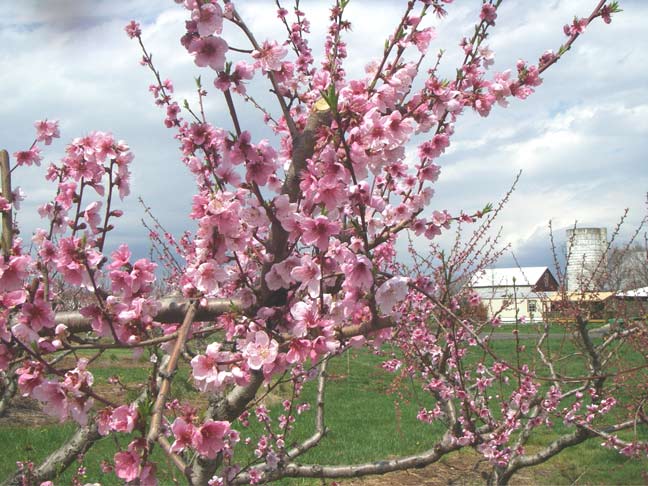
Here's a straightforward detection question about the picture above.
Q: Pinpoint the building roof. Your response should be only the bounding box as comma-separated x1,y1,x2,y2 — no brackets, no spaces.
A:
548,291,614,302
615,287,648,298
473,287,552,299
471,267,551,288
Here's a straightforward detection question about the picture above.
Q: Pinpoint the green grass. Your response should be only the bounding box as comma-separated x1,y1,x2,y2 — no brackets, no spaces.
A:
1,338,647,485
481,320,608,336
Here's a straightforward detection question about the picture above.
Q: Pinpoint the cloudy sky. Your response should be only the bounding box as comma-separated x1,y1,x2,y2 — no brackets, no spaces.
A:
0,0,646,271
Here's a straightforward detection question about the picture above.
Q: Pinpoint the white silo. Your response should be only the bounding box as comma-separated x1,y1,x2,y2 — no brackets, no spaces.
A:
566,227,607,291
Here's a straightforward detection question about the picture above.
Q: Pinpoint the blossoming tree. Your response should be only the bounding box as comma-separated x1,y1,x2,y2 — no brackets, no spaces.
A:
2,1,645,485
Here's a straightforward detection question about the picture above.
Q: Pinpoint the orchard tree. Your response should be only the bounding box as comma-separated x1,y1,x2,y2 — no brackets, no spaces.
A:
2,1,646,485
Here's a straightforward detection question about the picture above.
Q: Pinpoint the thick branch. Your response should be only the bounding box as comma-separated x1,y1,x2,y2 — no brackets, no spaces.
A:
3,423,101,486
576,317,601,368
258,436,460,482
0,371,17,418
282,103,331,202
188,371,266,485
51,297,237,334
258,103,331,303
500,419,635,484
491,428,592,485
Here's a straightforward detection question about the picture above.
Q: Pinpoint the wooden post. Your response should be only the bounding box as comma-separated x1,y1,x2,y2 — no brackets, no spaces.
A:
0,150,12,259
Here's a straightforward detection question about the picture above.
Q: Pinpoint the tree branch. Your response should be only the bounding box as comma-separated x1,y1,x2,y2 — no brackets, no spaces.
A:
50,297,237,334
147,301,198,446
248,435,460,482
2,423,101,486
0,149,13,259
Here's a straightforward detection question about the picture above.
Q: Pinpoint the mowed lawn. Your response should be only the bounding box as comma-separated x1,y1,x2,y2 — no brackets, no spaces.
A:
1,331,647,485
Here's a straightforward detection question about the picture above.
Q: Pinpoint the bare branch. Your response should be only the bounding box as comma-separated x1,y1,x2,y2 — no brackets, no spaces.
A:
250,435,461,482
147,301,198,445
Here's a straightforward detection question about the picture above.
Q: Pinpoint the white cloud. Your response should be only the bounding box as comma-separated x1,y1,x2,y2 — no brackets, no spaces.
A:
0,0,645,268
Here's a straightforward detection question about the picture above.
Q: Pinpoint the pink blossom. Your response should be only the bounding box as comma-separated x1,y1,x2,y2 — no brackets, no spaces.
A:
431,210,451,228
96,408,113,436
19,299,55,332
13,148,42,167
600,5,613,24
192,3,223,36
171,417,196,453
108,243,131,269
242,331,279,370
83,201,103,233
300,216,340,251
0,255,30,292
410,27,436,54
193,36,228,71
192,420,231,459
264,255,300,291
252,40,287,71
290,300,319,336
248,468,262,484
192,260,227,294
230,61,255,94
359,108,388,150
274,195,300,233
114,449,139,482
124,20,141,39
54,237,87,286
34,120,60,145
140,462,158,486
313,174,347,211
1,289,27,308
245,141,277,186
16,362,44,396
55,181,77,210
32,382,68,421
375,276,409,315
0,196,10,213
418,133,449,161
109,404,138,433
384,110,415,148
341,255,373,291
563,18,588,37
191,342,246,392
130,259,157,295
480,4,497,26
290,255,321,298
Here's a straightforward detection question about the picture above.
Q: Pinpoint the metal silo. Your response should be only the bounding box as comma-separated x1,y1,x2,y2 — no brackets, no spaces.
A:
566,227,607,291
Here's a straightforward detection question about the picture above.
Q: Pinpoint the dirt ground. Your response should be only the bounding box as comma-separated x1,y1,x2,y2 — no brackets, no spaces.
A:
0,396,57,428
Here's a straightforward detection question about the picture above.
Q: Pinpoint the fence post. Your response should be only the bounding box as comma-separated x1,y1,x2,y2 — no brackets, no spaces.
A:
0,149,13,259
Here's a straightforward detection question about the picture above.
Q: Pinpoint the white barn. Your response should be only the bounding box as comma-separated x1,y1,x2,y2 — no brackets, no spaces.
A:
471,267,559,323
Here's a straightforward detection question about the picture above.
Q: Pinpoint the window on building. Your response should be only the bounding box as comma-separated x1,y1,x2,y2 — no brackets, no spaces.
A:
527,300,537,313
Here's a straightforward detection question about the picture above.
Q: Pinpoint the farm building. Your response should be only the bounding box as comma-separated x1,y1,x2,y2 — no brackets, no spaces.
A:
470,267,559,323
566,227,607,291
611,286,648,318
547,291,614,322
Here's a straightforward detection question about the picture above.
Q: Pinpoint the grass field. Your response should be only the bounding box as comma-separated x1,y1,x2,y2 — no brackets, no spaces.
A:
1,333,647,485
